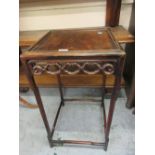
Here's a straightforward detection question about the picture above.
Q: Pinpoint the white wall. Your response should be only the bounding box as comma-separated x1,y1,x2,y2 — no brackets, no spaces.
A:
19,0,134,31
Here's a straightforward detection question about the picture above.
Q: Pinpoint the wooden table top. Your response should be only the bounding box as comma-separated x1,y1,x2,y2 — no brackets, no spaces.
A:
19,26,134,47
21,28,125,60
32,29,118,51
20,27,127,87
111,26,134,43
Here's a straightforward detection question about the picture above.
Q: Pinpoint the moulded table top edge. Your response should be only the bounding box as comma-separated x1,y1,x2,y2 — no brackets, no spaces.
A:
21,28,125,60
19,26,135,47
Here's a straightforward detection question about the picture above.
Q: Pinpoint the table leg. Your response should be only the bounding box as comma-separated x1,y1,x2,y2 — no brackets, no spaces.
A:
104,84,120,150
104,57,125,151
22,60,51,136
101,74,107,134
57,74,64,106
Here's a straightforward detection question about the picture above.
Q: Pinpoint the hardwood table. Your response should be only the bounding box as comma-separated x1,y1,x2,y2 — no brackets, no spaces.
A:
20,26,133,88
19,26,134,47
20,27,125,151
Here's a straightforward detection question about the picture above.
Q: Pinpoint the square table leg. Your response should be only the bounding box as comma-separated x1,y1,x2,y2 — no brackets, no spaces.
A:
22,60,51,136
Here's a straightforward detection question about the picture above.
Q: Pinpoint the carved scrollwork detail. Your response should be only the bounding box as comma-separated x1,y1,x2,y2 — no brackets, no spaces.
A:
62,63,81,75
32,61,115,75
102,63,114,75
46,63,61,75
33,65,44,75
82,63,101,74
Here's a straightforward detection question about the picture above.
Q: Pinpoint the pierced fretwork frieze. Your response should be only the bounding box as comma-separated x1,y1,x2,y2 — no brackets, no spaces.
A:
30,61,115,75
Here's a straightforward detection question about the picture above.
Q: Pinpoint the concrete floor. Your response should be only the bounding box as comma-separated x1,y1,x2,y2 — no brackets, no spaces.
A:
20,88,135,155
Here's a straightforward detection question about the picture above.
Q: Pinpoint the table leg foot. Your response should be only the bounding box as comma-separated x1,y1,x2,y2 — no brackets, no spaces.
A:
48,136,54,148
104,138,109,151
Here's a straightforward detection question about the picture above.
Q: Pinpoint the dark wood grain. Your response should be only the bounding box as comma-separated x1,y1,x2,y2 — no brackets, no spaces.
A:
106,0,122,26
19,0,130,149
21,60,51,135
30,29,116,51
111,26,134,43
123,2,135,109
20,28,126,88
20,27,126,151
19,26,134,50
21,28,124,60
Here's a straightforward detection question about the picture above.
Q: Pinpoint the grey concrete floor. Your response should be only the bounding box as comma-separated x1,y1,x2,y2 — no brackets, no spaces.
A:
20,88,135,155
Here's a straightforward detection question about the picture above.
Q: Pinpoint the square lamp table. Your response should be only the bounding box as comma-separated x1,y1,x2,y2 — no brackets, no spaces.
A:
20,27,125,151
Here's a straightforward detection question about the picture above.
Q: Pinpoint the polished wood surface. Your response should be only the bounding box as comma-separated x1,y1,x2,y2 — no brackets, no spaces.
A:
106,0,122,26
20,27,126,150
21,28,125,60
19,0,131,149
111,26,134,43
20,27,128,88
19,26,134,48
30,29,117,51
